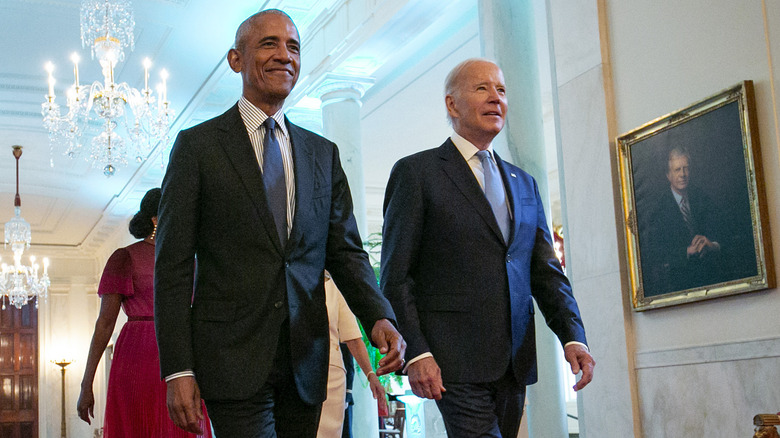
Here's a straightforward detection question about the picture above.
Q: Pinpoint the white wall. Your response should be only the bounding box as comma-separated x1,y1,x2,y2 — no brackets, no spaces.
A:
608,1,780,436
360,18,482,230
552,0,780,436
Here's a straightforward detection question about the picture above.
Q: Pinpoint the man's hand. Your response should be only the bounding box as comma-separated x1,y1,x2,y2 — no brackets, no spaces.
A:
166,376,204,434
687,235,718,258
564,343,595,391
371,318,407,375
407,357,446,400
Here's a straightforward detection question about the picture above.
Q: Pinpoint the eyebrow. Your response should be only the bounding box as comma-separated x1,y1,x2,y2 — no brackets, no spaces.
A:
473,81,505,88
258,35,300,46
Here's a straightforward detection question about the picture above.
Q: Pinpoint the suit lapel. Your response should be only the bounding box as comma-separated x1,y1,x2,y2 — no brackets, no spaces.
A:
438,140,505,244
286,119,313,254
495,152,518,244
216,105,283,255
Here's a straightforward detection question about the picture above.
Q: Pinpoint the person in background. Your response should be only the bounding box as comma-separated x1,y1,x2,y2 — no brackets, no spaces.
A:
380,58,595,438
638,147,723,295
77,188,212,437
340,346,356,438
318,271,387,437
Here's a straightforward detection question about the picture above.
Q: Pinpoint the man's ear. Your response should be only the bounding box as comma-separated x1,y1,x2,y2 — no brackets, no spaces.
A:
445,95,458,120
227,48,242,73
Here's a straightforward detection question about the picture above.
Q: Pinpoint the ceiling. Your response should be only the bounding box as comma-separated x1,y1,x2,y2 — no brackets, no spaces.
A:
0,0,477,260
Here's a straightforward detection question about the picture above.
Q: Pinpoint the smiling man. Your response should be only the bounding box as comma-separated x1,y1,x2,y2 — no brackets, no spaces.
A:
380,58,595,438
154,9,405,437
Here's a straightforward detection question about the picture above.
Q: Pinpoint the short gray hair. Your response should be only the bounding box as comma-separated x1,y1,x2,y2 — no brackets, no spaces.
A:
234,9,298,52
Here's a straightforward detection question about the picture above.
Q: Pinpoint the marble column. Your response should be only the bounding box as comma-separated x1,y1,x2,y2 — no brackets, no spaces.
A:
317,77,373,236
479,1,569,437
316,76,379,438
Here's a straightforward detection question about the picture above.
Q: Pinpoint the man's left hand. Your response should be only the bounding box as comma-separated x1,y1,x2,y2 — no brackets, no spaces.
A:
370,318,407,376
564,343,595,391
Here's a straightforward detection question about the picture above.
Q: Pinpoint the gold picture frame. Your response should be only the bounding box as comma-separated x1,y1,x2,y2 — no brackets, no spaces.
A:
616,80,774,311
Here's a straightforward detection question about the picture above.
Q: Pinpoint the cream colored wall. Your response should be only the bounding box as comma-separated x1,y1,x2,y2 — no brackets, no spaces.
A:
360,17,482,231
605,1,780,436
552,0,780,436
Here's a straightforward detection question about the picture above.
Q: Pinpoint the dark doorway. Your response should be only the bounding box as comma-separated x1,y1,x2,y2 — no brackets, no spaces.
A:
0,304,38,438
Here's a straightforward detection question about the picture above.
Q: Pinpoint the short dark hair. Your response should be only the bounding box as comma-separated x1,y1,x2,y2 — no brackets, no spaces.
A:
234,9,298,53
128,188,161,239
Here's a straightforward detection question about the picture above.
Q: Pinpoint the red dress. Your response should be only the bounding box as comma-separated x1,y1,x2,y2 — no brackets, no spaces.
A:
98,241,212,438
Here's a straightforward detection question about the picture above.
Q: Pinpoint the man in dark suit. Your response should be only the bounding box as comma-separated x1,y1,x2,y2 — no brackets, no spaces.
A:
638,147,723,296
380,58,595,437
154,9,405,437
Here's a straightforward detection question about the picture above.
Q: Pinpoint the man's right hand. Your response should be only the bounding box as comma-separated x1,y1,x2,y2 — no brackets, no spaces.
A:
687,234,717,257
407,356,446,400
166,376,204,434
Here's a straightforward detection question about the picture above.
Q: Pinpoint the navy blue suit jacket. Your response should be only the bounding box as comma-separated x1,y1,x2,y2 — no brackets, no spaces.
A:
154,104,394,403
380,139,586,385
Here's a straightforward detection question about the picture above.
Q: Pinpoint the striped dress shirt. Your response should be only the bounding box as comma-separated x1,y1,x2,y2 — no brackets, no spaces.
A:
238,96,296,237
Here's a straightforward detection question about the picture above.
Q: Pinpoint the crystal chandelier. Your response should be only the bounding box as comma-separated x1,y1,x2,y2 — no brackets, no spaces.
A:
41,0,174,177
1,146,50,310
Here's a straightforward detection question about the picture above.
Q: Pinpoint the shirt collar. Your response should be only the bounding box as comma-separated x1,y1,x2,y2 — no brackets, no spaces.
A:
237,96,289,138
450,130,494,162
670,187,684,204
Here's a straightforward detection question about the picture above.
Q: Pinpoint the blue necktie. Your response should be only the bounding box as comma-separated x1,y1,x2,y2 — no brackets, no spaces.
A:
262,117,287,246
477,150,510,243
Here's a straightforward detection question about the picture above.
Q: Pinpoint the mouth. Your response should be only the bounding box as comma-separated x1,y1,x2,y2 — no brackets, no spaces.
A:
266,68,294,77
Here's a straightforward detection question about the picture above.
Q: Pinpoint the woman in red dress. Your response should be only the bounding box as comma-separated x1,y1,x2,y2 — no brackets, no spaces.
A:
77,188,212,437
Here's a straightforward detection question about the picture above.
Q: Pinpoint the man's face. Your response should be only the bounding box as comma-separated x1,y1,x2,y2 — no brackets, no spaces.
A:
667,154,690,194
446,61,508,149
228,13,300,113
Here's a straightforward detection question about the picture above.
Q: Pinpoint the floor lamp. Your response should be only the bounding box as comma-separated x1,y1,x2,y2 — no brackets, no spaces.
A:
52,360,73,438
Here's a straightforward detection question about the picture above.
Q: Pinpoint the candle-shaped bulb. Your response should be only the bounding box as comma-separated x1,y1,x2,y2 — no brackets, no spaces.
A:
45,62,55,99
71,52,80,88
143,57,152,91
160,69,169,103
43,257,50,275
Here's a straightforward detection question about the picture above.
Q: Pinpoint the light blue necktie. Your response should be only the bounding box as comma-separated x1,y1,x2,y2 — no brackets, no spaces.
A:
477,150,510,243
262,117,287,246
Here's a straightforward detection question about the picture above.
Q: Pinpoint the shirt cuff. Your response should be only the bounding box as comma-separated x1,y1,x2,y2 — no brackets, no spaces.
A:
403,352,433,373
564,341,589,352
165,370,195,382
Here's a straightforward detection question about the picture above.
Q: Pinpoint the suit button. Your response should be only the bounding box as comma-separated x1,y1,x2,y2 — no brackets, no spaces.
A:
274,301,283,309
284,262,290,268
506,255,512,263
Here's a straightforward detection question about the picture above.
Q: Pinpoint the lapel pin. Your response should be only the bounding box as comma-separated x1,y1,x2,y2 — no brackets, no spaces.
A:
510,173,517,178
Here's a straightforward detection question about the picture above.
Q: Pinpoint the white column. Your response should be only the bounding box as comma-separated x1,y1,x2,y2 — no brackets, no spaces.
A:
317,77,379,437
318,78,372,237
479,1,569,437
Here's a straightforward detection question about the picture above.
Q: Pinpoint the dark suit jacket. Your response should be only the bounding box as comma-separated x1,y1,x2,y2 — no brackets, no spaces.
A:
380,139,587,385
154,104,394,404
638,186,722,296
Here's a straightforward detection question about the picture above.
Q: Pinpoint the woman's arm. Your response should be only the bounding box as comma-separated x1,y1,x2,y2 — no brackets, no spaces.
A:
345,337,388,415
76,293,122,424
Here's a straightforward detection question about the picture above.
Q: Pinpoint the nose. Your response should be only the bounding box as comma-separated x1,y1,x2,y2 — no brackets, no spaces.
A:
487,86,505,104
273,45,293,63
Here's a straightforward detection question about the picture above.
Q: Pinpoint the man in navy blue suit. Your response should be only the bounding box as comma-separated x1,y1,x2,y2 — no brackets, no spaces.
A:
380,58,595,437
154,9,405,437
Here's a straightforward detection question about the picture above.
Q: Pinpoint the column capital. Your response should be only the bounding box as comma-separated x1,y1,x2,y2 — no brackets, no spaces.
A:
309,73,375,103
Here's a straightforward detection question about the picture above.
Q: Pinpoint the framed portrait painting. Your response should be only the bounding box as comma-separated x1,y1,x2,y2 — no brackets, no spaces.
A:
616,80,774,311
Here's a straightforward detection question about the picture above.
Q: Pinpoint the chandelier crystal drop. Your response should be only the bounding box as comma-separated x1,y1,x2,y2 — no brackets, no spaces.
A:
41,0,174,177
1,146,50,310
